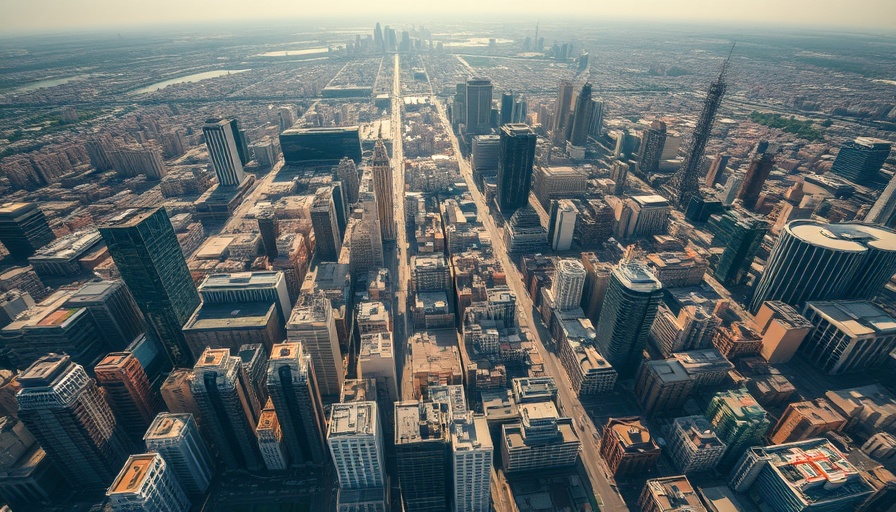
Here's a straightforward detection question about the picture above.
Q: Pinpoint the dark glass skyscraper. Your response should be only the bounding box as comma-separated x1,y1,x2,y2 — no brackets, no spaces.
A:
830,137,891,186
99,207,201,368
568,83,594,147
464,78,493,136
0,202,55,260
552,80,574,144
638,120,667,175
500,92,514,126
497,124,537,211
310,186,343,260
709,210,769,287
738,141,775,210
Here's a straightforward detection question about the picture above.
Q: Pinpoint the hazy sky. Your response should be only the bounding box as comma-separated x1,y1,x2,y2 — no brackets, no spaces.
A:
2,0,895,34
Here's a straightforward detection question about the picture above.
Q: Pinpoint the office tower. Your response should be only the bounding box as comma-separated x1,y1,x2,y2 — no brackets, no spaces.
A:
501,402,581,473
202,118,246,187
599,417,661,476
411,254,451,292
721,175,743,206
737,141,775,210
160,369,201,420
639,476,707,512
464,78,493,136
552,259,586,311
594,259,663,377
0,290,33,330
830,137,891,186
239,343,269,408
634,359,694,417
0,266,47,302
336,157,360,205
645,250,708,289
801,300,896,375
374,22,384,51
266,342,327,465
26,228,102,279
106,453,190,512
256,203,279,260
99,208,201,368
328,402,385,489
0,415,68,510
548,199,577,251
16,354,131,490
504,205,548,253
95,352,161,441
588,98,604,139
451,414,492,512
86,134,115,171
64,280,146,349
197,271,292,323
552,80,574,144
107,143,167,179
753,301,813,363
359,332,399,404
769,399,846,444
705,153,729,186
749,221,896,313
581,254,612,323
286,294,343,398
0,202,55,260
497,123,537,211
667,416,726,473
500,91,514,126
625,195,671,238
638,120,667,175
512,96,527,123
471,135,500,184
144,413,213,496
310,186,343,260
257,400,289,470
729,439,873,512
280,127,363,165
709,210,769,287
866,173,896,228
532,165,587,208
661,49,733,209
190,347,263,470
611,161,629,196
568,83,593,147
350,186,385,277
705,389,770,467
395,401,450,512
372,138,395,242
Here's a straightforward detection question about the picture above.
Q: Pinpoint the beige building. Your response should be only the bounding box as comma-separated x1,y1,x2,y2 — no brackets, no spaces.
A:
753,301,813,363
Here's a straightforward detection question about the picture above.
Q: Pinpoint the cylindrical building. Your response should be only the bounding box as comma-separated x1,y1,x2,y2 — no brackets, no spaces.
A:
749,221,896,313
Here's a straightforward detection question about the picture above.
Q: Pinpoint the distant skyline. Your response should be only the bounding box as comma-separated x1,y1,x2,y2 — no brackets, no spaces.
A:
2,0,896,35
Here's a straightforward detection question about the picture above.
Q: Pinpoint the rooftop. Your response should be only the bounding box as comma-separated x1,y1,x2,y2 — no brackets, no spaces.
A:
270,342,302,361
0,202,35,215
199,271,283,290
645,359,691,384
195,348,229,368
108,454,158,494
395,401,448,445
144,413,191,440
786,221,896,253
643,475,707,512
673,348,734,374
615,262,663,293
631,194,671,207
17,353,71,386
805,300,896,337
29,228,102,260
608,417,658,451
101,208,161,228
95,352,133,370
329,402,377,437
183,302,276,330
341,379,377,403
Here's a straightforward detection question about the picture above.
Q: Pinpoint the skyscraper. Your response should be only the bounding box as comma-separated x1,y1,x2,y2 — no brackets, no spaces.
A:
336,157,361,205
160,369,201,421
94,351,161,441
0,202,55,260
143,413,214,496
705,153,729,187
709,210,769,287
552,80,574,144
256,203,279,260
595,259,664,376
548,199,577,251
256,401,289,470
830,137,891,186
749,221,896,313
661,48,733,209
588,98,604,140
738,141,775,210
705,389,770,467
372,137,396,242
634,359,694,417
865,173,896,228
500,91,514,126
552,259,586,311
666,415,726,473
16,354,131,490
464,78,493,136
202,118,246,187
568,83,593,147
64,280,146,349
496,123,537,211
99,208,200,368
395,401,450,511
328,401,385,489
451,414,492,512
190,347,263,471
638,120,667,175
310,186,344,260
106,453,190,512
800,300,896,375
286,293,344,398
266,342,327,465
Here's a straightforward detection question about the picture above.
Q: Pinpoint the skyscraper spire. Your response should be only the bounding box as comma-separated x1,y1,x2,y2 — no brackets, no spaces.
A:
660,43,735,210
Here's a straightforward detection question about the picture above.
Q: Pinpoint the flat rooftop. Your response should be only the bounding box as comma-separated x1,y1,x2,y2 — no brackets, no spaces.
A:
108,454,158,494
29,228,101,260
95,352,132,369
145,414,191,440
101,208,161,228
632,194,670,207
615,262,662,292
195,348,229,368
329,402,377,437
787,221,896,252
0,202,35,215
646,359,691,383
270,342,302,361
200,271,282,289
806,300,896,337
184,302,276,331
643,476,706,511
395,401,448,445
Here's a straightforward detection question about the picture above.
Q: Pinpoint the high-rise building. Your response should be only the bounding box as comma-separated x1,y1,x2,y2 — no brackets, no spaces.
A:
638,120,667,175
500,91,514,126
239,343,269,408
359,332,399,404
471,135,500,185
143,413,214,496
497,124,537,211
328,401,385,489
94,352,161,441
548,199,577,251
160,369,201,421
202,118,247,187
501,402,581,473
0,415,68,510
705,389,770,467
372,137,395,242
106,453,190,512
394,401,450,511
599,416,661,476
588,98,604,140
634,359,694,417
190,347,263,470
639,475,707,512
257,400,289,470
737,141,775,210
451,414,492,512
197,271,292,324
594,260,663,376
568,83,593,147
830,137,891,186
581,254,612,324
286,294,343,398
310,186,344,260
99,208,201,368
256,202,279,260
464,78,493,136
552,81,574,144
266,342,327,465
504,205,548,253
661,51,732,209
336,157,360,205
769,399,846,444
611,161,629,196
0,202,55,260
0,265,47,302
279,127,363,165
16,354,131,490
749,221,896,313
709,210,769,287
866,173,896,228
650,304,719,357
705,153,729,186
666,415,726,473
800,300,896,375
64,280,146,349
729,439,873,512
753,301,813,364
552,259,586,311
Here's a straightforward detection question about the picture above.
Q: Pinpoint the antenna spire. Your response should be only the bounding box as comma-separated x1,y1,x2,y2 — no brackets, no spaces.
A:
719,42,736,82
